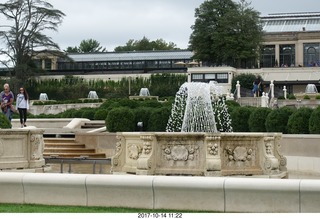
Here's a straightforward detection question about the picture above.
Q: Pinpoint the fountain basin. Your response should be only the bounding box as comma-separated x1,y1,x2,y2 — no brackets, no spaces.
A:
112,132,287,178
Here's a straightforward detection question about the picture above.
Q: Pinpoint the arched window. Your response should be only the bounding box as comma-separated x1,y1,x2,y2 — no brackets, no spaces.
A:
304,43,320,67
280,45,295,67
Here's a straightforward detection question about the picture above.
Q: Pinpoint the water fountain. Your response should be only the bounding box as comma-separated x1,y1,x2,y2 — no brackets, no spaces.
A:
39,93,49,101
294,83,319,102
129,87,159,101
88,91,98,99
305,84,318,94
139,88,150,96
112,82,287,178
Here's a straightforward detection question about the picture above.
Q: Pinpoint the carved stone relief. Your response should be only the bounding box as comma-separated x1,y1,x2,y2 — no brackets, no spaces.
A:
128,144,142,160
30,134,43,160
162,143,199,161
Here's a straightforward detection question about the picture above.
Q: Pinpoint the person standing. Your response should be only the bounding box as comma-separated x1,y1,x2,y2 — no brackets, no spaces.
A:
252,75,261,97
0,83,15,125
16,87,29,128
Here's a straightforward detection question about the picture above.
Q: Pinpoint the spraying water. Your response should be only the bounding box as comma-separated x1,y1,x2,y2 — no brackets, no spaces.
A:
166,82,213,132
166,81,232,133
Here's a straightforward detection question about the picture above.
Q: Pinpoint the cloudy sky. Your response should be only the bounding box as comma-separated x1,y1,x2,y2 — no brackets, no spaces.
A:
6,0,320,52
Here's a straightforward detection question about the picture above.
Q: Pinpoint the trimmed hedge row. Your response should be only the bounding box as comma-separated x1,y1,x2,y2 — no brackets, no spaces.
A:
230,105,320,134
3,97,320,134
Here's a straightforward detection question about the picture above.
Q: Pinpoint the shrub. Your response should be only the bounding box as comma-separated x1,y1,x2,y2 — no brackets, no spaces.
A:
106,107,135,132
133,107,152,131
231,73,257,91
139,99,163,108
225,100,240,114
287,107,313,134
73,109,84,118
309,106,320,134
148,107,171,131
59,109,78,118
118,99,139,109
303,95,310,100
0,113,12,129
94,109,108,120
99,99,118,109
248,107,272,132
230,106,253,132
81,108,96,120
288,94,296,100
265,106,295,133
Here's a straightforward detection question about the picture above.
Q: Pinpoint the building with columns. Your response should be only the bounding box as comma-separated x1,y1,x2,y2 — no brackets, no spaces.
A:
261,12,320,68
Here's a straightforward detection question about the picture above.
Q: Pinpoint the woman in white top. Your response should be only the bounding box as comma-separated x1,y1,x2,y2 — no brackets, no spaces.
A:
16,87,29,128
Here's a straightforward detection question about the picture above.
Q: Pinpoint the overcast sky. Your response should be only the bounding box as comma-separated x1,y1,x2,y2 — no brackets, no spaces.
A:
6,0,320,52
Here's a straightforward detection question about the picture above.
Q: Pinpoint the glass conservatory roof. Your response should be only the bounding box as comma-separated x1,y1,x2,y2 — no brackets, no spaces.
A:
67,50,193,62
261,12,320,32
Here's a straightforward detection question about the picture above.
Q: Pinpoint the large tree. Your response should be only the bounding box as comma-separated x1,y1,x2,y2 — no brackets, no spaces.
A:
65,38,107,53
189,0,262,68
0,0,65,84
114,36,178,52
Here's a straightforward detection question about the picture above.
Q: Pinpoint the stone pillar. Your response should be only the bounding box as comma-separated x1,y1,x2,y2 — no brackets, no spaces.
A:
136,135,154,175
275,44,280,66
205,135,221,176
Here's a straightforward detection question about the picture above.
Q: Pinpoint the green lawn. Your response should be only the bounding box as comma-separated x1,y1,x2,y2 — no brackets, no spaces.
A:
0,203,205,213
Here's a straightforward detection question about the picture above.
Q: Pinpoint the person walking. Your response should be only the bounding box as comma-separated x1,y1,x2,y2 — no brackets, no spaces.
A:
1,83,14,125
16,87,29,128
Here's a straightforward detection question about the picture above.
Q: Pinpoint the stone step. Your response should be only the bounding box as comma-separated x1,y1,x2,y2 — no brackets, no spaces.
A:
43,153,106,158
44,138,77,144
43,137,106,158
44,142,86,148
44,148,96,154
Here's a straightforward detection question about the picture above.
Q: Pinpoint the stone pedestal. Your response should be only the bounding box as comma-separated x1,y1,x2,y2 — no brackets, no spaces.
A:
0,129,46,172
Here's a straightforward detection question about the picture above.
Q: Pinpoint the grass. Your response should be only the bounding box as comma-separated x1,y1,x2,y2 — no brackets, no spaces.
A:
0,203,205,213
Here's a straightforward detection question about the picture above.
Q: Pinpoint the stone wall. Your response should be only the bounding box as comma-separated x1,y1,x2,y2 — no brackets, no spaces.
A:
0,172,319,212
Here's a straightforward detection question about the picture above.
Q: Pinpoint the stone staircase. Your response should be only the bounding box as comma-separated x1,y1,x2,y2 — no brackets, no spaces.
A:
43,137,106,158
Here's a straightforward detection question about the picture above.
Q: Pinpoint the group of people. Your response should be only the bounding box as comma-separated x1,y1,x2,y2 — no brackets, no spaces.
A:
0,83,29,128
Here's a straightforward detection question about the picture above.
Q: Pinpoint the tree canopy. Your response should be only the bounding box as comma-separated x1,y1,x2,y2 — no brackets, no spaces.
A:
114,36,179,52
65,39,107,53
189,0,263,68
0,0,65,85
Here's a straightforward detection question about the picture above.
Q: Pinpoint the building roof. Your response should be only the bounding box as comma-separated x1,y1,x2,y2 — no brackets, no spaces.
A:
261,12,320,33
65,50,193,62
